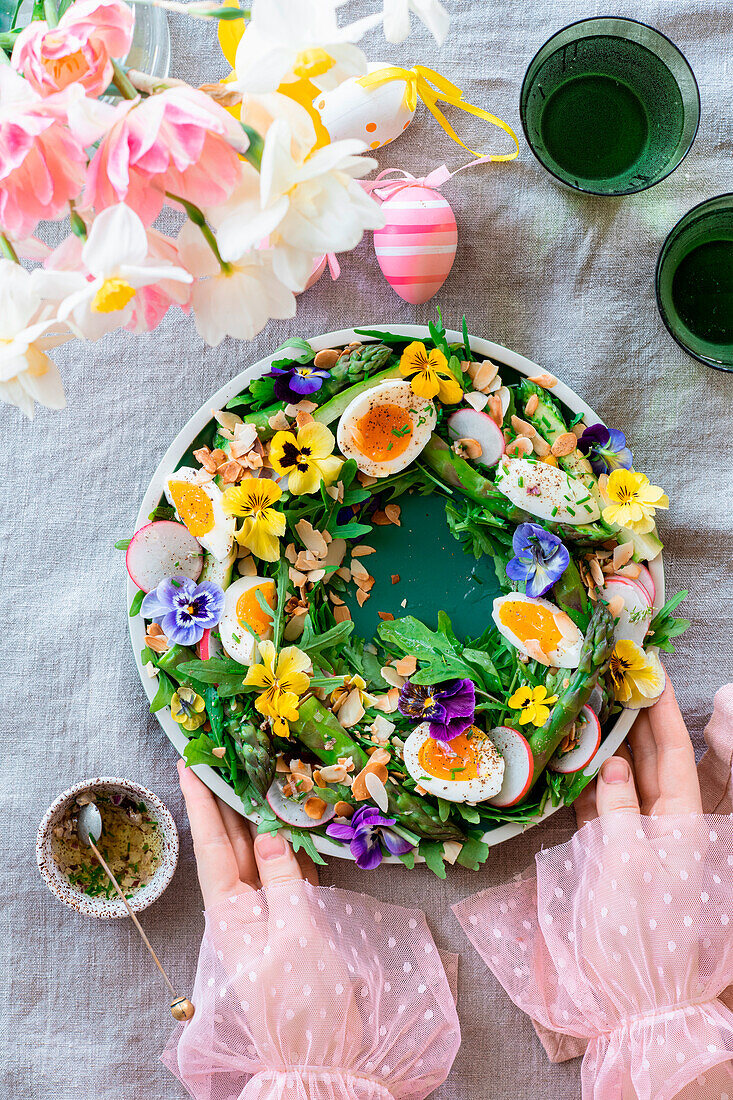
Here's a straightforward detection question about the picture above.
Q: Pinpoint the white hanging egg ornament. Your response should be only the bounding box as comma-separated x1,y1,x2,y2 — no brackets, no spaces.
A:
315,65,415,150
373,185,458,304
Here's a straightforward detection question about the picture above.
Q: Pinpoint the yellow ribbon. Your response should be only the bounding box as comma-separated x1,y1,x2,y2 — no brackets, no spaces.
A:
357,65,519,161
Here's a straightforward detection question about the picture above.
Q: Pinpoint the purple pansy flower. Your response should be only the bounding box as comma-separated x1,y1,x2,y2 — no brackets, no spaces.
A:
327,805,414,870
505,522,570,598
141,575,225,646
577,424,633,475
397,678,475,743
270,364,330,403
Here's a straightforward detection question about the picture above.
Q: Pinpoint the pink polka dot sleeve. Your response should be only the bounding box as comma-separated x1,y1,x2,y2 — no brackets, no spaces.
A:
453,813,733,1100
162,880,460,1100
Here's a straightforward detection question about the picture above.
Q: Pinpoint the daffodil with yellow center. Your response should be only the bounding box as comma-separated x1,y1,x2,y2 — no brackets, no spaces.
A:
91,277,137,314
222,477,286,562
244,640,311,737
609,640,665,709
508,684,558,727
601,469,669,534
269,422,342,495
399,341,463,404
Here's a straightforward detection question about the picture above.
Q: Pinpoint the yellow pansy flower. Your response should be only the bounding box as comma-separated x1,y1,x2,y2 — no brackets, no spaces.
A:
399,341,463,404
222,477,286,562
244,640,311,737
601,469,669,534
508,684,558,727
609,640,666,709
269,422,342,496
170,685,207,732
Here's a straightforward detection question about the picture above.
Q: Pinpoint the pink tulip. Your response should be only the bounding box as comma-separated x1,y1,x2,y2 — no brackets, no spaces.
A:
0,68,87,239
12,0,134,98
84,88,251,225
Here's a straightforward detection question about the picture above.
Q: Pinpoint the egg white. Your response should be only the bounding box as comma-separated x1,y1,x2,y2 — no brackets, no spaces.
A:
164,467,235,561
403,722,505,803
219,574,275,665
494,457,601,525
336,379,436,477
492,592,583,668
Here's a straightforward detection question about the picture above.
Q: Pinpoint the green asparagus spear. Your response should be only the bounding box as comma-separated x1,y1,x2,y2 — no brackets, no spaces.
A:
223,701,276,797
552,559,590,630
291,695,369,770
526,600,615,791
385,786,466,843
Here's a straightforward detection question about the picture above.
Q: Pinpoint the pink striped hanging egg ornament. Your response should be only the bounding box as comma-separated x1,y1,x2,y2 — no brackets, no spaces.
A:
372,183,457,304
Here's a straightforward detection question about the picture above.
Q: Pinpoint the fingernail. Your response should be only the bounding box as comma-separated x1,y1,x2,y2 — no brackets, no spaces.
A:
255,832,287,860
600,757,630,785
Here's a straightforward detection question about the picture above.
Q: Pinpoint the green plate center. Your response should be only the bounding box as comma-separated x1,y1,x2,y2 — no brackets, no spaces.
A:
347,491,501,643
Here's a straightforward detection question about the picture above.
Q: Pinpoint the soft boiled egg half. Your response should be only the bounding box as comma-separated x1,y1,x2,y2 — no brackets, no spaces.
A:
495,457,601,525
336,379,436,477
492,592,583,668
165,467,235,561
219,574,276,664
403,723,505,803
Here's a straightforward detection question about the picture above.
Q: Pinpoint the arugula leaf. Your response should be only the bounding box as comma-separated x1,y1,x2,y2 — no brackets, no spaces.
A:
462,647,503,692
183,732,224,768
332,520,373,539
455,803,481,825
150,670,176,713
300,620,354,656
462,316,471,360
397,848,417,869
353,328,410,346
178,657,249,684
271,336,315,364
148,503,175,522
289,829,327,866
455,835,490,871
420,841,447,879
128,589,144,617
647,590,690,653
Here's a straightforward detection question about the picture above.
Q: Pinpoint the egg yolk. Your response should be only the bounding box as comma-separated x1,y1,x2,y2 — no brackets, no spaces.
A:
168,481,214,536
354,403,413,462
499,600,562,652
236,582,276,637
418,726,484,781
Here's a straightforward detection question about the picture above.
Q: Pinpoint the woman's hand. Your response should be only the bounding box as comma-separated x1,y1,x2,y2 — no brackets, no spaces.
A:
177,758,317,908
575,674,702,827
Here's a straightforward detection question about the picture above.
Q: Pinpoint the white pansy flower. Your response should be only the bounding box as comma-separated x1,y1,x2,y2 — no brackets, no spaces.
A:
233,0,379,94
212,120,383,291
38,204,193,341
177,220,296,347
0,261,70,419
381,0,449,44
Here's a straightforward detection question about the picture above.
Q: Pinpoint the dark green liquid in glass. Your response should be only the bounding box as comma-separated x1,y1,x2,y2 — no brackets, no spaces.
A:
671,239,733,345
541,74,648,181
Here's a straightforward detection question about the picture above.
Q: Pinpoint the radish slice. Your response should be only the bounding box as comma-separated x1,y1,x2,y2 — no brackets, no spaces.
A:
126,520,203,593
447,408,505,467
603,575,653,646
548,705,602,774
486,726,533,808
197,629,223,661
635,564,656,605
266,779,335,829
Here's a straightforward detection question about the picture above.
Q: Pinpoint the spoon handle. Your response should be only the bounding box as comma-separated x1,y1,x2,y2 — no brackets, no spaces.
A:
88,838,193,1017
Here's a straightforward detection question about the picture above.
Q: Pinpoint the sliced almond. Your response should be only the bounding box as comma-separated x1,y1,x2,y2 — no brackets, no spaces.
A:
384,503,401,526
468,360,499,392
275,754,290,773
357,472,378,487
378,611,394,621
528,372,557,389
318,763,349,784
214,409,243,431
454,436,483,460
367,746,391,766
531,434,551,457
506,436,533,458
304,797,328,820
511,415,534,438
524,393,539,416
373,687,399,713
372,510,390,526
295,410,314,428
313,348,340,368
612,541,635,572
352,761,389,802
267,410,291,432
394,655,417,677
193,445,218,473
442,840,463,865
364,770,389,811
218,460,245,484
524,638,549,663
211,745,227,759
551,432,577,457
351,544,376,558
589,558,606,587
334,801,354,818
356,588,371,607
465,391,489,411
333,604,352,624
618,562,642,580
289,771,314,794
380,665,406,689
487,394,503,426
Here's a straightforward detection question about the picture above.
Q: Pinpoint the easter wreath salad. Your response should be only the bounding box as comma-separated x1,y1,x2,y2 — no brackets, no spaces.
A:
124,317,689,875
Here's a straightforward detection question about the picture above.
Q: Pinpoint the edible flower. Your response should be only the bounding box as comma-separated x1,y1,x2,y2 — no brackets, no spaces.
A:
141,576,224,646
601,469,669,534
326,805,415,870
269,422,342,495
244,640,311,737
399,341,463,404
397,678,475,743
577,423,633,475
505,522,569,598
170,685,206,732
222,477,285,562
270,364,330,403
609,640,665,709
508,684,558,727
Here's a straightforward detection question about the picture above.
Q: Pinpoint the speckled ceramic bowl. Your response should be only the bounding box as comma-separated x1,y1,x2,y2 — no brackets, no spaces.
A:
37,778,178,919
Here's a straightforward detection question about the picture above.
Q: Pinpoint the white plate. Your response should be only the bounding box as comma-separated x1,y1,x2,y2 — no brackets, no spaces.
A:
127,325,664,861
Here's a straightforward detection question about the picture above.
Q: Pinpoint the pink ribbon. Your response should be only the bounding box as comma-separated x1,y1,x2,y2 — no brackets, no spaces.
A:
361,156,495,202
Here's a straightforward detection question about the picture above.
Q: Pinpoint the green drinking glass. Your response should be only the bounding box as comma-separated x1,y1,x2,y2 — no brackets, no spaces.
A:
656,195,733,372
519,17,700,196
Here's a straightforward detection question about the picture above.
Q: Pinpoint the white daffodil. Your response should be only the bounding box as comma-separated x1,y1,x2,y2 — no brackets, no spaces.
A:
232,0,378,94
177,220,296,347
381,0,449,44
0,260,70,419
39,204,193,341
212,120,383,291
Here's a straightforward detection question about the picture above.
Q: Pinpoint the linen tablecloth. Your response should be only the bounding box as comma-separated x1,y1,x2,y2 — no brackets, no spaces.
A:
2,1,732,1097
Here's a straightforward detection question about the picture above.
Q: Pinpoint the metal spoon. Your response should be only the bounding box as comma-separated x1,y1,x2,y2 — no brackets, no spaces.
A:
77,801,195,1021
